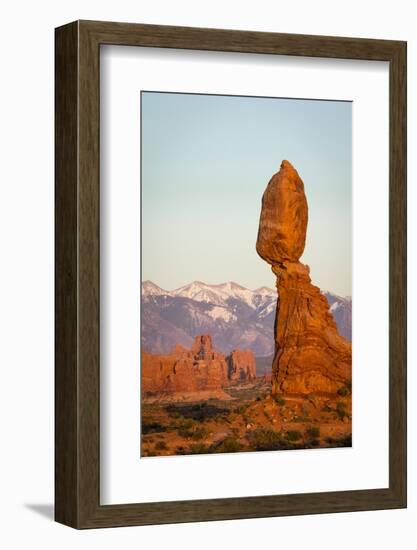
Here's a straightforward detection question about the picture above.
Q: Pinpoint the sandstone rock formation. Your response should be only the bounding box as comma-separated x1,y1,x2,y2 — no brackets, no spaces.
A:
256,160,352,395
257,160,308,264
227,350,257,382
141,334,256,401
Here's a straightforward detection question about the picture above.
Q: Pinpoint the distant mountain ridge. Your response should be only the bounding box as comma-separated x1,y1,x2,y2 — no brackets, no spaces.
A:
322,291,352,341
141,280,351,356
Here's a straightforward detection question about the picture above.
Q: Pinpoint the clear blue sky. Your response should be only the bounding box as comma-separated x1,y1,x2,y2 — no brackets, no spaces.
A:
141,92,352,297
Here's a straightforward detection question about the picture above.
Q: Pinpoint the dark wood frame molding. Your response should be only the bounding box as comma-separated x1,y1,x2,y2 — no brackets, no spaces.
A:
55,20,407,529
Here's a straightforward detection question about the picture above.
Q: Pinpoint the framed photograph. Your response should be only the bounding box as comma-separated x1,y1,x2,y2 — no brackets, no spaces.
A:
55,20,406,528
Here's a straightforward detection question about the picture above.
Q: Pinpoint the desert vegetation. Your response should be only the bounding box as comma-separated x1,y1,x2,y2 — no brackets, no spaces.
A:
141,378,352,457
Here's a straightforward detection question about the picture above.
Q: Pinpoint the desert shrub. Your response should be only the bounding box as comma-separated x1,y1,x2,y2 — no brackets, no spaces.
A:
180,418,195,429
177,418,197,438
248,428,283,451
293,415,309,423
256,396,262,401
234,403,250,414
331,435,352,447
166,403,229,422
321,404,333,413
227,414,238,424
191,427,210,441
189,443,210,454
337,385,350,397
324,435,352,448
336,435,352,447
286,430,302,442
178,427,193,438
274,394,286,406
142,421,167,435
213,436,242,453
155,441,168,451
306,426,320,438
336,401,347,419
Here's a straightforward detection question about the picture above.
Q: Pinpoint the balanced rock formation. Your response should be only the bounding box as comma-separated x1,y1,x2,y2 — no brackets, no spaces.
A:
257,160,308,264
256,160,352,395
227,350,257,382
141,334,256,400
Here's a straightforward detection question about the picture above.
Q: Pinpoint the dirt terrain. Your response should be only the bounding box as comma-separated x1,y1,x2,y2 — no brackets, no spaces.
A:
141,378,352,457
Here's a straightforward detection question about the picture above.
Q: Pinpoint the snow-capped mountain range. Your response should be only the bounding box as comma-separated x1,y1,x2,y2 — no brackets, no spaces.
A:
141,280,351,357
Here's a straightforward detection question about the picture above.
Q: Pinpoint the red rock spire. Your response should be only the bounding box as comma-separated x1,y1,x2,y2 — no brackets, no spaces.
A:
256,161,351,395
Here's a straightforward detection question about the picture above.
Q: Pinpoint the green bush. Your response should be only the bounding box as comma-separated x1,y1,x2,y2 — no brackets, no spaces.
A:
337,435,352,447
306,426,320,438
337,385,349,397
177,418,197,438
324,435,352,448
191,427,210,441
214,436,242,454
274,394,286,406
181,418,195,429
166,402,229,422
142,421,167,435
234,403,250,414
336,401,347,419
248,428,283,451
178,427,193,438
189,443,209,454
286,430,302,442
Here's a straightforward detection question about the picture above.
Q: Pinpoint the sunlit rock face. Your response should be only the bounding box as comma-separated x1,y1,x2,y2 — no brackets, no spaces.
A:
141,335,256,401
256,159,308,265
256,160,352,395
227,350,257,382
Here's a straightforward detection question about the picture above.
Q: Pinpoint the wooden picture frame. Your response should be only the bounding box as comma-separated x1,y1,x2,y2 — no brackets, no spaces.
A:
55,20,407,529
